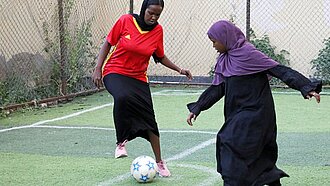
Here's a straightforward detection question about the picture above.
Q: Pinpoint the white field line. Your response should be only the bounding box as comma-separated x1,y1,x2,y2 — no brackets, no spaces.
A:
97,138,216,186
272,91,330,95
0,103,113,133
2,88,322,133
153,89,330,96
165,138,216,162
0,89,204,133
28,126,216,136
32,125,115,131
152,89,204,96
30,103,114,126
161,130,217,135
27,125,217,136
0,124,218,135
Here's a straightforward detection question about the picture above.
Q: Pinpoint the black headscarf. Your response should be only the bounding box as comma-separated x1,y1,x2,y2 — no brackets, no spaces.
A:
131,0,164,31
131,0,165,63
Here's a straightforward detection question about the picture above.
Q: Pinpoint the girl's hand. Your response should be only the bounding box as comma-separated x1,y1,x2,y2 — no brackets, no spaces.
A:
307,91,320,103
92,68,103,89
187,112,197,126
180,69,193,80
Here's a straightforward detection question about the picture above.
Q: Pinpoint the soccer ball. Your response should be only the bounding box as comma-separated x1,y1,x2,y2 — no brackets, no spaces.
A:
130,155,158,183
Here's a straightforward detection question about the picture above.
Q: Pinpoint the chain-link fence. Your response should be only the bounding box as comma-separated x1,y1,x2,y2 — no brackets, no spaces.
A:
145,0,330,83
1,0,329,107
0,0,130,107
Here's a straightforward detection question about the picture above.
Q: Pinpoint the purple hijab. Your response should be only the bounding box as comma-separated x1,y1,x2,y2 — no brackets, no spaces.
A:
207,20,279,85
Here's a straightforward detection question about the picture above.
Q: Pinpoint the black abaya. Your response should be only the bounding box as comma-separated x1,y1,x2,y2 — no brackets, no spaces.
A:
187,65,322,185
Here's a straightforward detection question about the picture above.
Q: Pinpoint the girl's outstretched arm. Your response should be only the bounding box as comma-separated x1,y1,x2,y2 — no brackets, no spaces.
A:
160,55,193,80
267,64,322,103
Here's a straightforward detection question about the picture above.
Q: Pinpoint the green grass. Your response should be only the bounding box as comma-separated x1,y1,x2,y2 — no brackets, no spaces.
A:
0,153,121,186
0,86,329,185
0,92,112,128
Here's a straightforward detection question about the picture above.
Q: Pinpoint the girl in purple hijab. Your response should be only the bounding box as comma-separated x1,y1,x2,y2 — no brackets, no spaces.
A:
208,20,279,85
186,20,322,186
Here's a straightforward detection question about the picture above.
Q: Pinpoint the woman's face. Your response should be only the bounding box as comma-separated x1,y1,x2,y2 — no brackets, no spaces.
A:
209,37,227,54
144,5,163,25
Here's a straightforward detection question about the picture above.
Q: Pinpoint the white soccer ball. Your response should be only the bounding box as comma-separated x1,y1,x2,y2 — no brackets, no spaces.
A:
130,155,158,183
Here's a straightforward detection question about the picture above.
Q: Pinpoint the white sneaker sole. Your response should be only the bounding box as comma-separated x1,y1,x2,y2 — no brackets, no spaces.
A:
115,154,128,158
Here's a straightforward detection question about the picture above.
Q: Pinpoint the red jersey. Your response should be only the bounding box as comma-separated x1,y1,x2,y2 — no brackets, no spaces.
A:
102,14,164,82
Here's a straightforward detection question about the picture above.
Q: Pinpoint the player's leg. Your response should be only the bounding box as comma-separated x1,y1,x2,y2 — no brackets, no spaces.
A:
112,93,130,158
147,130,161,162
147,130,171,177
103,74,130,158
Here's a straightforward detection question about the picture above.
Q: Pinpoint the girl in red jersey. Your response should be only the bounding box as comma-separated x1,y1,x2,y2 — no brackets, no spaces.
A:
92,0,192,177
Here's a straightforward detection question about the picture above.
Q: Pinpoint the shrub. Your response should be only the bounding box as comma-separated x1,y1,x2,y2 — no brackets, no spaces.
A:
311,37,330,84
42,0,96,95
249,29,290,85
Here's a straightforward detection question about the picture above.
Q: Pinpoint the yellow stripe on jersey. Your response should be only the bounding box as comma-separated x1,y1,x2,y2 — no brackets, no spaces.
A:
133,17,149,34
102,45,117,76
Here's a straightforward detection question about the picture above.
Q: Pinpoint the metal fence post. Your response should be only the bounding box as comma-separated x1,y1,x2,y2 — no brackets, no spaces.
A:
129,0,134,14
246,0,251,41
58,0,67,95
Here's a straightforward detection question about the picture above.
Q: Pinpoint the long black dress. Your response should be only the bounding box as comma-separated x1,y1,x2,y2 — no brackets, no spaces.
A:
187,65,322,186
103,73,159,144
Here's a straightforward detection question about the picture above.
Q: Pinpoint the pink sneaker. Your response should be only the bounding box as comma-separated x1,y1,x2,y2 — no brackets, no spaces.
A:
157,160,171,177
115,140,128,158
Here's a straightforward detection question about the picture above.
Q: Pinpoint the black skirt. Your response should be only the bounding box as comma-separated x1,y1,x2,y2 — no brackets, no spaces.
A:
103,73,159,144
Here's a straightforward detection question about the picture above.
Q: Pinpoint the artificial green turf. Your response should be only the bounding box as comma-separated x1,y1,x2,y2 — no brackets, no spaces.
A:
1,128,329,185
0,152,130,186
2,151,328,186
0,91,112,127
0,86,329,185
281,166,330,185
2,87,329,132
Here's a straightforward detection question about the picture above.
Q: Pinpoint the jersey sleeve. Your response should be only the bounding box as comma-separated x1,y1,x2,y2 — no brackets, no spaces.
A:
154,26,165,58
106,15,125,46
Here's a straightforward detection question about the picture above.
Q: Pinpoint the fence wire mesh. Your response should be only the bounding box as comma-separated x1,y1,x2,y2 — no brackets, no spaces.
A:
1,0,329,107
0,0,130,107
145,0,330,82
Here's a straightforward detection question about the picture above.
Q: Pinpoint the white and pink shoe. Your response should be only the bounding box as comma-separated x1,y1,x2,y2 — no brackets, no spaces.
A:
157,160,171,177
115,140,128,158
